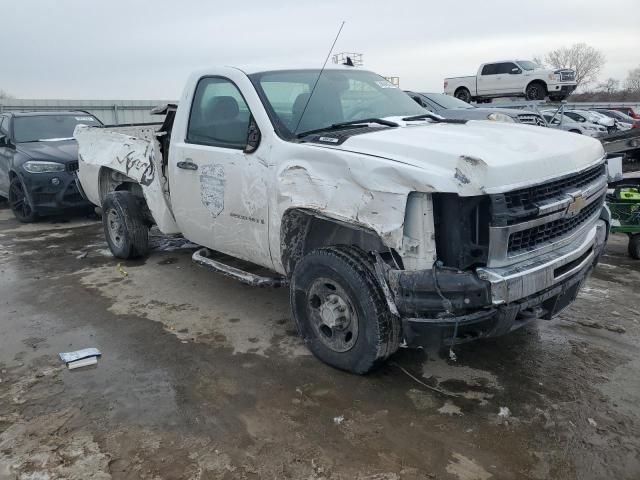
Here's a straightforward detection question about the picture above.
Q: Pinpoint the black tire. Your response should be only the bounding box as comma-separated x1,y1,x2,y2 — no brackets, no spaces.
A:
629,234,640,260
290,245,401,374
549,95,564,102
525,82,547,101
454,88,472,103
569,129,582,134
102,191,149,259
8,176,38,223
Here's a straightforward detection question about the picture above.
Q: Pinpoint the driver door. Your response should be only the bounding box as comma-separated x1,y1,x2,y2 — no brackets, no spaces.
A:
168,76,271,267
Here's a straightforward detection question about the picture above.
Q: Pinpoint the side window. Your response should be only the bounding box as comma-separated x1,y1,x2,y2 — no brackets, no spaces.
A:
186,77,251,149
481,64,497,75
498,62,519,74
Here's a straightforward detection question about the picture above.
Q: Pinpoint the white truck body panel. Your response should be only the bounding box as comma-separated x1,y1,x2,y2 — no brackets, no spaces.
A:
76,125,179,234
76,66,604,278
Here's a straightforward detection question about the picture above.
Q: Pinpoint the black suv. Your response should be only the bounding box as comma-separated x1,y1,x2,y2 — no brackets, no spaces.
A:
0,111,102,222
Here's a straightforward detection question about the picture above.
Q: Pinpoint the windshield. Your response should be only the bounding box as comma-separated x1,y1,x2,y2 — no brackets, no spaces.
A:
14,114,101,143
249,69,426,138
420,92,474,110
517,61,539,71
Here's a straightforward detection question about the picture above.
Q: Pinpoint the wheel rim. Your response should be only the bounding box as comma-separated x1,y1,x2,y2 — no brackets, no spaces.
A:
307,277,359,353
456,91,469,102
528,86,539,99
9,180,32,219
106,208,125,250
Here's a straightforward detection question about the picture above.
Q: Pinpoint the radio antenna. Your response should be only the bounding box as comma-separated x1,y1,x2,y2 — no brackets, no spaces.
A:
293,21,345,135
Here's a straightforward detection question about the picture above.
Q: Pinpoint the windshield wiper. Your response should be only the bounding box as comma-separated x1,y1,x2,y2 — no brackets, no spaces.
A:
402,113,467,124
296,118,399,138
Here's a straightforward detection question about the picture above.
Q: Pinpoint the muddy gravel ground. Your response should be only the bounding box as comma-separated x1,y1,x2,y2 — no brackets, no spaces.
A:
1,205,639,480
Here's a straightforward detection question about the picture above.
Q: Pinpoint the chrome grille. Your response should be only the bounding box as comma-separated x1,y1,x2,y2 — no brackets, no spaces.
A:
504,164,605,209
487,162,607,268
517,114,546,126
507,196,603,254
560,71,575,82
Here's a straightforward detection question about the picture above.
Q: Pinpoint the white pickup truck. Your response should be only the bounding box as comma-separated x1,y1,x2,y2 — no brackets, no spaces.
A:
444,60,577,103
75,64,609,374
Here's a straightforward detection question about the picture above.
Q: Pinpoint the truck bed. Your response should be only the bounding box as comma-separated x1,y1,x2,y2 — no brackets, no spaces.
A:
74,123,179,234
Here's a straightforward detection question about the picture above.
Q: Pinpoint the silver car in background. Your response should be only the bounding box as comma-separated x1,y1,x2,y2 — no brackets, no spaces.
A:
541,110,607,138
564,110,616,134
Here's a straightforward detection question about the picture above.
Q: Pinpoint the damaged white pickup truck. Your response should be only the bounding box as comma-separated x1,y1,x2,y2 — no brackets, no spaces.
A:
75,65,610,374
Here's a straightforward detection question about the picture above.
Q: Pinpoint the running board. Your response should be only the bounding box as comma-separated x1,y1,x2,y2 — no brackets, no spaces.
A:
192,248,288,288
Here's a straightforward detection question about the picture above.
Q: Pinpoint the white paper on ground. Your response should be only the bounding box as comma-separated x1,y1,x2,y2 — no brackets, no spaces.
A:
68,356,98,370
59,348,101,364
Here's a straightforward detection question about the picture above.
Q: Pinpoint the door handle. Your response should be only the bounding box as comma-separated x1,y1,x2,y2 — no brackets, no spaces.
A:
177,160,198,171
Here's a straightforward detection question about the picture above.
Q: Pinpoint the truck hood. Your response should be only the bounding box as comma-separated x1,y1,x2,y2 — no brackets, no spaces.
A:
17,139,78,163
325,120,604,194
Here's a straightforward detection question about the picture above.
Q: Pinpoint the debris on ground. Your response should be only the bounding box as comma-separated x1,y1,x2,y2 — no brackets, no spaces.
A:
59,348,101,369
333,415,345,425
116,263,128,277
588,418,598,428
604,324,626,334
577,319,603,329
438,400,463,416
498,407,511,418
76,251,88,259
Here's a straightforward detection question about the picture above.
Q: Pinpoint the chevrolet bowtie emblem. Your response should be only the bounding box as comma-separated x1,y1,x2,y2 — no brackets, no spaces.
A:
566,193,586,217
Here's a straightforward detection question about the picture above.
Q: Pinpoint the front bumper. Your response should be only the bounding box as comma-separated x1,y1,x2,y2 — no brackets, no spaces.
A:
549,84,577,95
387,218,608,346
20,170,91,212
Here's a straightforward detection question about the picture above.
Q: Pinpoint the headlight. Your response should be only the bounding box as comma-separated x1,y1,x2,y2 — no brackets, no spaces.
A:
23,161,66,173
487,112,515,123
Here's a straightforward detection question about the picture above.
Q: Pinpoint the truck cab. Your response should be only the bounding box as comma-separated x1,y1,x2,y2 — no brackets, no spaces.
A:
76,65,609,374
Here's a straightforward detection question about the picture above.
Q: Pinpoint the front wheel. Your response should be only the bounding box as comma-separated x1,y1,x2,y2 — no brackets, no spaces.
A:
8,176,38,223
525,83,547,101
290,246,401,374
102,191,149,259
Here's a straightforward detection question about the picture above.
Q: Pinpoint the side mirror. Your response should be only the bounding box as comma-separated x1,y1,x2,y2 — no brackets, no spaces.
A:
510,68,522,74
0,135,11,148
244,116,261,154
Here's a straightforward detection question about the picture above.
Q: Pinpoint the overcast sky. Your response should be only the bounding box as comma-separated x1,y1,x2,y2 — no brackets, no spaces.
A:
2,0,639,99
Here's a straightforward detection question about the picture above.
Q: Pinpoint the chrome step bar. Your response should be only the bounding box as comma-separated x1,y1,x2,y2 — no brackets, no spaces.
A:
192,248,288,288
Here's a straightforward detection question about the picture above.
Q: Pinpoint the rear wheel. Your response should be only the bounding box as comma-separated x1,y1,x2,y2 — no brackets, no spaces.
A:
629,234,640,260
454,88,472,103
8,176,38,223
290,246,401,374
102,191,149,259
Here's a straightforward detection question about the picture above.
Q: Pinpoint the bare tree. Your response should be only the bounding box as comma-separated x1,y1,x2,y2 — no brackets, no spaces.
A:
625,66,640,92
596,78,620,94
0,89,13,100
542,43,605,88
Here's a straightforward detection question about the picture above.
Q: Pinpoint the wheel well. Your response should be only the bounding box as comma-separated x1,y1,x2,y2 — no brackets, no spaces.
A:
526,80,547,91
455,86,470,94
280,208,391,275
98,167,144,203
9,170,17,180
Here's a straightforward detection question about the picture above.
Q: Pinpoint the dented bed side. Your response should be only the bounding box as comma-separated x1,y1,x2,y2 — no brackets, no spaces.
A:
75,124,179,234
